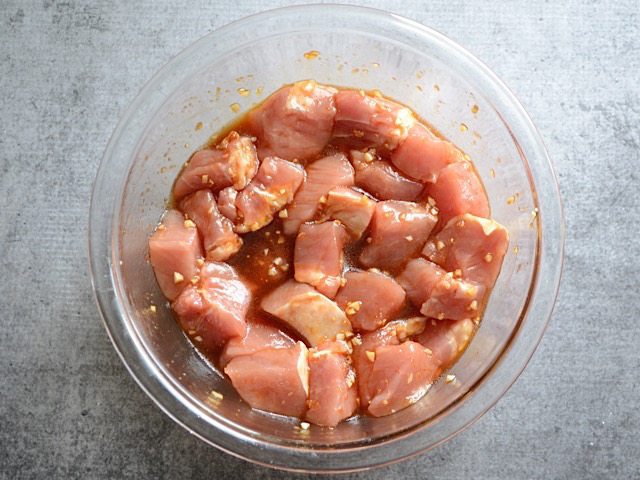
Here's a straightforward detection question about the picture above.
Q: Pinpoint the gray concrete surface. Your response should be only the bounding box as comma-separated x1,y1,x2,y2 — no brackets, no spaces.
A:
1,1,639,478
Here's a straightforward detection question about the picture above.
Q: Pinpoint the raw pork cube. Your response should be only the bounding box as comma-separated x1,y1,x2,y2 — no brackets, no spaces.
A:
217,187,238,222
173,131,258,200
306,340,358,427
391,123,462,183
234,156,305,233
261,281,352,346
335,270,406,331
225,341,309,417
422,213,509,288
352,317,427,408
414,318,475,373
148,209,203,301
333,90,415,151
179,189,242,262
282,153,355,235
420,273,486,321
351,150,424,202
321,187,376,239
247,80,337,161
396,258,445,308
425,161,489,226
219,321,295,368
172,262,250,349
360,201,437,271
365,341,439,417
294,221,349,298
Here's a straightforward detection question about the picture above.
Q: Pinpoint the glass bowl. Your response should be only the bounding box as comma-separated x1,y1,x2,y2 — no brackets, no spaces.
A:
89,4,564,473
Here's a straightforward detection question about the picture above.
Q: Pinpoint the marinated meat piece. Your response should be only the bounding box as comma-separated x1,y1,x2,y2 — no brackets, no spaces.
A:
294,221,349,298
422,214,509,288
321,187,376,239
414,318,475,373
366,341,439,417
306,340,358,427
148,209,203,301
396,258,445,308
217,187,238,222
247,80,337,161
333,90,416,151
335,270,406,332
234,156,305,233
225,341,309,417
352,317,426,408
261,280,352,346
425,161,489,226
173,131,258,200
420,273,486,321
179,189,242,262
351,150,423,202
391,124,462,183
219,320,295,368
282,153,355,235
360,201,437,271
172,262,250,349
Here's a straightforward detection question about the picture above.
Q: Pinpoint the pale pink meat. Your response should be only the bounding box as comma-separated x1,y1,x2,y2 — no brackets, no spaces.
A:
148,209,203,301
391,124,462,183
366,341,439,417
261,281,352,346
360,200,437,271
352,317,426,408
225,341,309,417
173,131,258,200
179,189,242,262
335,270,406,332
351,150,423,201
422,214,509,288
217,187,238,222
219,320,295,368
333,90,416,151
234,156,305,233
247,80,337,161
396,258,445,308
414,318,475,373
172,262,250,349
294,221,349,298
282,153,355,235
321,187,376,239
420,273,486,321
425,161,489,226
306,340,358,427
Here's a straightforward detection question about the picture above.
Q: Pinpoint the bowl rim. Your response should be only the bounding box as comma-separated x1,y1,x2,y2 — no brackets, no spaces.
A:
88,3,565,473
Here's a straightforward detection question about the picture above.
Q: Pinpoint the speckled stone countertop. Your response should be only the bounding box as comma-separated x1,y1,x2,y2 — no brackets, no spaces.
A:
1,1,638,478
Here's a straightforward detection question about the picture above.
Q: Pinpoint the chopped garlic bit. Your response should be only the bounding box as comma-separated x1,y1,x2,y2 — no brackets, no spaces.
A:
405,235,414,241
201,174,209,184
339,277,347,287
437,312,445,320
190,276,199,285
484,252,494,263
209,390,224,401
196,258,205,267
194,336,203,342
273,257,284,266
299,421,310,430
149,305,157,313
468,300,478,311
445,374,456,384
267,266,278,276
365,350,376,362
407,373,414,384
436,240,445,250
351,336,362,346
345,301,362,316
278,208,289,218
173,272,184,284
453,269,462,278
424,347,433,356
277,235,285,245
427,196,436,207
346,369,356,388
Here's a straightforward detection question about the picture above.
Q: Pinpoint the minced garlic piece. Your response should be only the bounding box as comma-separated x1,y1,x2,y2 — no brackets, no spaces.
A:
365,351,376,362
484,253,494,263
173,272,184,284
445,374,456,384
405,235,414,241
424,347,433,356
149,305,157,313
267,266,278,276
278,208,289,218
196,258,204,267
468,300,478,311
339,277,347,287
345,301,362,316
436,240,445,250
299,421,310,430
209,390,224,401
201,174,209,184
184,219,196,228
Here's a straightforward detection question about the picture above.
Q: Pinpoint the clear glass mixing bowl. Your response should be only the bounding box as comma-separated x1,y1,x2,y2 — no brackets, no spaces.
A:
89,4,564,473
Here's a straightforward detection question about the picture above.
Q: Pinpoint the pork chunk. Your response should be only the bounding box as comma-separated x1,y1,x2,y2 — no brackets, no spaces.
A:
335,270,406,332
179,189,242,262
294,221,349,298
261,281,352,346
282,153,355,235
149,209,203,301
360,201,437,272
351,150,423,201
